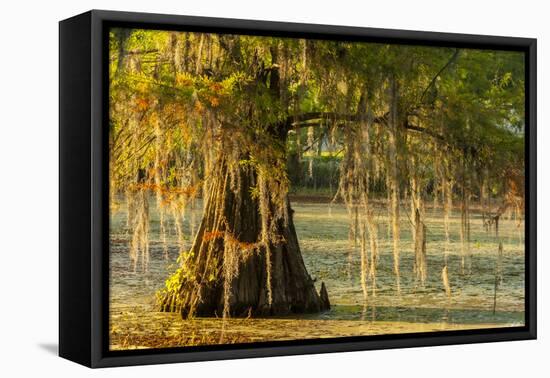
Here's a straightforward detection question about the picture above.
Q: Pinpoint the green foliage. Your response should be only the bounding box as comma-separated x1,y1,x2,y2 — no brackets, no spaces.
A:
108,27,526,316
109,26,525,227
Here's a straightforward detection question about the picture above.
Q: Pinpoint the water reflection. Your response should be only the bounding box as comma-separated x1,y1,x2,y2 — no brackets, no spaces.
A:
109,198,525,349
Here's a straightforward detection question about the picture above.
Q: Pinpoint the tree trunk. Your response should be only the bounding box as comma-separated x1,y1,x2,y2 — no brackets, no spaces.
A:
159,157,328,318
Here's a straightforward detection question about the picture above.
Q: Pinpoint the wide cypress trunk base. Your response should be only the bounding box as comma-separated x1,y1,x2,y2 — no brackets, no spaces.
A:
159,161,329,318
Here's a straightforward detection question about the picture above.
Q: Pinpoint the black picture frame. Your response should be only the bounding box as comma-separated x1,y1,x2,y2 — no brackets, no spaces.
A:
59,9,537,368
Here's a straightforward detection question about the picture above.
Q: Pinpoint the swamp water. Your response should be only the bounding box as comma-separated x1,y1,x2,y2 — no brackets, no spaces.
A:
110,199,525,350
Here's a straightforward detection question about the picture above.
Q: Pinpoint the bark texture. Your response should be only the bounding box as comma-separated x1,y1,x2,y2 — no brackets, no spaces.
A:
159,158,328,318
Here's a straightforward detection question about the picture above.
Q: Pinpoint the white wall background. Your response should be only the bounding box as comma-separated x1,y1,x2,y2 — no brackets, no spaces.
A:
0,0,546,375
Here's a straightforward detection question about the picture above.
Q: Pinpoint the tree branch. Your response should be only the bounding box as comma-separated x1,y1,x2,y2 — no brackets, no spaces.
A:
403,119,445,142
283,110,448,149
286,112,388,128
417,49,460,106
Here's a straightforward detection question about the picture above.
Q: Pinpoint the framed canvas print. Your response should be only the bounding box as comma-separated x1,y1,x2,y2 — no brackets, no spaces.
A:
59,10,536,368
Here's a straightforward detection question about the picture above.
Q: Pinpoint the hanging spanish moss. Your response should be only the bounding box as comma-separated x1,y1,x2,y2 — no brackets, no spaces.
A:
359,220,369,301
257,172,273,307
388,77,401,294
409,156,427,286
432,157,440,217
441,265,452,299
170,202,185,250
151,102,169,259
128,188,150,272
334,88,382,301
460,178,472,276
413,208,428,286
481,169,489,232
222,231,240,319
493,242,504,315
442,168,453,268
385,172,392,240
107,29,526,341
307,126,315,182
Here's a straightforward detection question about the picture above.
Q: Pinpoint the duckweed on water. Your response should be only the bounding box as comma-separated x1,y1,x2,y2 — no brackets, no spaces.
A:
110,199,524,349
